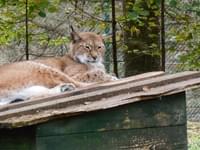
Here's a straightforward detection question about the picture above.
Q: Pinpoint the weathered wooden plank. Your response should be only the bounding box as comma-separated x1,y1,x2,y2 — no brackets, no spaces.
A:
94,71,165,88
36,92,186,136
0,71,198,116
0,76,199,127
0,92,188,149
0,127,36,150
0,76,196,122
36,125,187,150
0,72,197,111
35,93,187,150
0,71,165,112
0,71,196,114
0,72,197,115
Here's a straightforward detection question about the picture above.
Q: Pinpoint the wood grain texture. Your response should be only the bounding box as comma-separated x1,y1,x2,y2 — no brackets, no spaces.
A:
0,92,187,150
37,126,187,150
0,71,197,114
0,71,165,112
36,92,186,136
0,77,194,127
0,71,198,128
35,92,187,150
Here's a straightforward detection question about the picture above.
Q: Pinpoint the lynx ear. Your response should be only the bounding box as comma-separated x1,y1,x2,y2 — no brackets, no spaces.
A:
101,34,110,41
70,26,81,43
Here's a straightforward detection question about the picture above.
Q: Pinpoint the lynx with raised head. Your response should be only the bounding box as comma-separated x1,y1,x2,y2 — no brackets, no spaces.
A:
0,28,116,105
37,28,117,82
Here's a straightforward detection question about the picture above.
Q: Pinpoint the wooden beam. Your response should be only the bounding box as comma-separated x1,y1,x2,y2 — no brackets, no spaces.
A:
0,71,199,116
2,71,198,113
0,71,165,112
1,76,200,128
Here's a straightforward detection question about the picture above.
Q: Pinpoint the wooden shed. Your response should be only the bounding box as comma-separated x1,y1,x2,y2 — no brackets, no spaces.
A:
1,71,200,150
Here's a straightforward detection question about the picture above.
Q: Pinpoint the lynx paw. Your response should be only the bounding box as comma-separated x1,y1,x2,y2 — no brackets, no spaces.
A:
10,98,24,104
111,76,118,81
60,83,76,92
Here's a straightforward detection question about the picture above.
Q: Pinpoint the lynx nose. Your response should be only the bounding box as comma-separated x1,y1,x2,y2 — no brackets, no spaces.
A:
92,55,97,60
91,51,98,61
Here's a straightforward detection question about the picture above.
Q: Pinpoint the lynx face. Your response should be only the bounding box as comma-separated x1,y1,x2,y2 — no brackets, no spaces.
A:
69,32,105,65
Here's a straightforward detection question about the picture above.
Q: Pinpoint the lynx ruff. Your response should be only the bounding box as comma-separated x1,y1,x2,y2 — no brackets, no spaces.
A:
0,31,117,105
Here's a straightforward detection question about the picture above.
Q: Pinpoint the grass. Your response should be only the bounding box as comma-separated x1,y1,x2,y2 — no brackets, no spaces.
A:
188,121,200,150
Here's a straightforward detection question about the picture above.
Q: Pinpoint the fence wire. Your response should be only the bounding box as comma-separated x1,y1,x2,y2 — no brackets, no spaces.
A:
0,0,200,121
165,7,200,122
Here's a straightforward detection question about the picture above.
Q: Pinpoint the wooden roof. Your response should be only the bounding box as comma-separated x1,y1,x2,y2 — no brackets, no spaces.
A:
0,71,200,129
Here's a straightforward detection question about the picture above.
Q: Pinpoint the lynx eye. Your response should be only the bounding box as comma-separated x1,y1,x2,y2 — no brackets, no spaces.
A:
85,45,90,50
98,46,102,49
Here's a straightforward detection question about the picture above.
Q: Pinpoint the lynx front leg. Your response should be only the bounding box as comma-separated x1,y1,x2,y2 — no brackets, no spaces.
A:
29,61,90,88
51,83,76,93
107,74,118,81
73,70,118,83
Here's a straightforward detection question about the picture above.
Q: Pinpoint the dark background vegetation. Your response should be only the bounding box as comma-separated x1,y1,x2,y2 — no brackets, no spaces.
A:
1,0,199,77
0,1,200,148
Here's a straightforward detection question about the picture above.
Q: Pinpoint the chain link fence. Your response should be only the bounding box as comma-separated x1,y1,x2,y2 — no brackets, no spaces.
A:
0,0,199,121
165,4,200,121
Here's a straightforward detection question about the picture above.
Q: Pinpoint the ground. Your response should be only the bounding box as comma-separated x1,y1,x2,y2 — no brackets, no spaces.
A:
188,121,200,150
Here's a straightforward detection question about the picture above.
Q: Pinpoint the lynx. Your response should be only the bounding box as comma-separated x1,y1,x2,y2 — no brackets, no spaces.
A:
37,28,117,82
0,28,116,105
0,61,85,105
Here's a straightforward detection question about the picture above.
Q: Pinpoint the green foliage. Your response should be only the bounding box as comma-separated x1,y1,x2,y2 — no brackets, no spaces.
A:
0,0,161,50
188,122,200,150
0,0,199,72
0,0,60,45
118,0,161,58
166,0,200,70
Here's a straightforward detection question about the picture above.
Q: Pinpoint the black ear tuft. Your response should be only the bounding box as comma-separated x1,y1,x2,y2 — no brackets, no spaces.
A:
70,26,81,43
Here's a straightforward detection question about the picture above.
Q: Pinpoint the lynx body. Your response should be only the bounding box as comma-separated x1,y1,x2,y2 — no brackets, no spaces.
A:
0,31,116,105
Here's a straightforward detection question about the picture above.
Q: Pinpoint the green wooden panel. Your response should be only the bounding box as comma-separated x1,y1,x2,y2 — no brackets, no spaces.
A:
37,125,187,150
36,92,187,150
0,127,36,150
37,92,186,136
0,92,187,150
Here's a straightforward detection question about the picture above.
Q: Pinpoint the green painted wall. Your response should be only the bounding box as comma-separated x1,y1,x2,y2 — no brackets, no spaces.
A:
0,92,187,150
36,92,187,150
0,126,36,150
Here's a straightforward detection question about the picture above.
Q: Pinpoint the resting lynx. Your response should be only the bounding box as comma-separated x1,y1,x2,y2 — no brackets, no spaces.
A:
0,29,116,105
37,29,117,82
0,61,85,105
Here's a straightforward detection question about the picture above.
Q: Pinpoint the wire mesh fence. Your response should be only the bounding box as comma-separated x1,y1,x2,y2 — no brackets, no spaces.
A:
0,0,199,121
165,3,200,122
0,0,125,76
